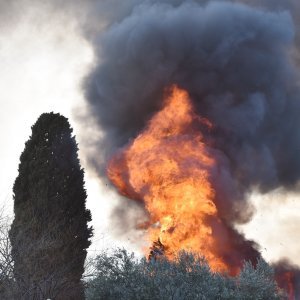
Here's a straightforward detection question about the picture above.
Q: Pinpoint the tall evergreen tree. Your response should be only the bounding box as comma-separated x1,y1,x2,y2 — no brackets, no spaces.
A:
9,113,93,299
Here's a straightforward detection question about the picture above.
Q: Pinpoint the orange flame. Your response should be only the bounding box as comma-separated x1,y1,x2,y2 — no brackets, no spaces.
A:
107,85,266,275
108,85,232,272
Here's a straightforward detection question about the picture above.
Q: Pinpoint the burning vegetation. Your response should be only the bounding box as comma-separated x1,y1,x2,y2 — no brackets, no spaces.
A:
274,260,300,300
83,0,300,298
108,86,259,274
107,86,299,298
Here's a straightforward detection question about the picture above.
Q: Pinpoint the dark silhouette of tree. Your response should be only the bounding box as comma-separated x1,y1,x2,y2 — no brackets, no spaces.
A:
9,112,93,299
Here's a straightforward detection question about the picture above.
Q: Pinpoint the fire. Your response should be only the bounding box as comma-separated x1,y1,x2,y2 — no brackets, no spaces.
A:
277,272,295,300
107,85,256,274
275,269,298,300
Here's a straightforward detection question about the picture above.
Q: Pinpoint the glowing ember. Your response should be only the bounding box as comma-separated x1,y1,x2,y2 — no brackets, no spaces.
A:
107,85,256,274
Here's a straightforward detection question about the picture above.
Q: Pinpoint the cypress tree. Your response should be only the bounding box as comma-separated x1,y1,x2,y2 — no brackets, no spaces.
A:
9,112,93,299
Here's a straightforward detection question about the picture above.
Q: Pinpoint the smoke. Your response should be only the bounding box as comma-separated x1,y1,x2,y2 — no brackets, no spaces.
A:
82,0,300,228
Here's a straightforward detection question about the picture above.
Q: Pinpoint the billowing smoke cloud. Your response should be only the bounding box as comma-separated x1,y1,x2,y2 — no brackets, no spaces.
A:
83,0,300,228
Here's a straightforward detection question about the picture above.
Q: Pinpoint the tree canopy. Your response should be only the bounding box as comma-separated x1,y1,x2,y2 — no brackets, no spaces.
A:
86,249,286,300
9,112,93,299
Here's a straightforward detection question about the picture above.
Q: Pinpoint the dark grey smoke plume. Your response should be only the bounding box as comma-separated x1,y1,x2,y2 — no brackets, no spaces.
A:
83,0,300,226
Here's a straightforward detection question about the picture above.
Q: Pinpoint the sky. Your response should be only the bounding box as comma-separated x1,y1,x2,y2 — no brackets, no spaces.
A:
0,0,299,266
0,1,140,254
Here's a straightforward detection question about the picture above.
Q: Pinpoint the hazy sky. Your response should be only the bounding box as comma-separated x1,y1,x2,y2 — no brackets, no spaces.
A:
0,1,299,265
0,1,141,254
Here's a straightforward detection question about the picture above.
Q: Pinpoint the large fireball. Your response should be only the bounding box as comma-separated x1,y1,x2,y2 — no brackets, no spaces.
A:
107,86,260,274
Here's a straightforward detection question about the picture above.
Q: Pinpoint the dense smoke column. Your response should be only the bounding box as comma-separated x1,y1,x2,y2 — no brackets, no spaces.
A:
83,0,300,225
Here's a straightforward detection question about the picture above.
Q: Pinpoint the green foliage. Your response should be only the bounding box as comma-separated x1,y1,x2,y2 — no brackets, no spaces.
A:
9,112,93,299
86,249,286,300
237,259,282,300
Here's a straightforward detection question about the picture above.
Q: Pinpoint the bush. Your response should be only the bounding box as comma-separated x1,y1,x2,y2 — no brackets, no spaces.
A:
85,249,286,300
